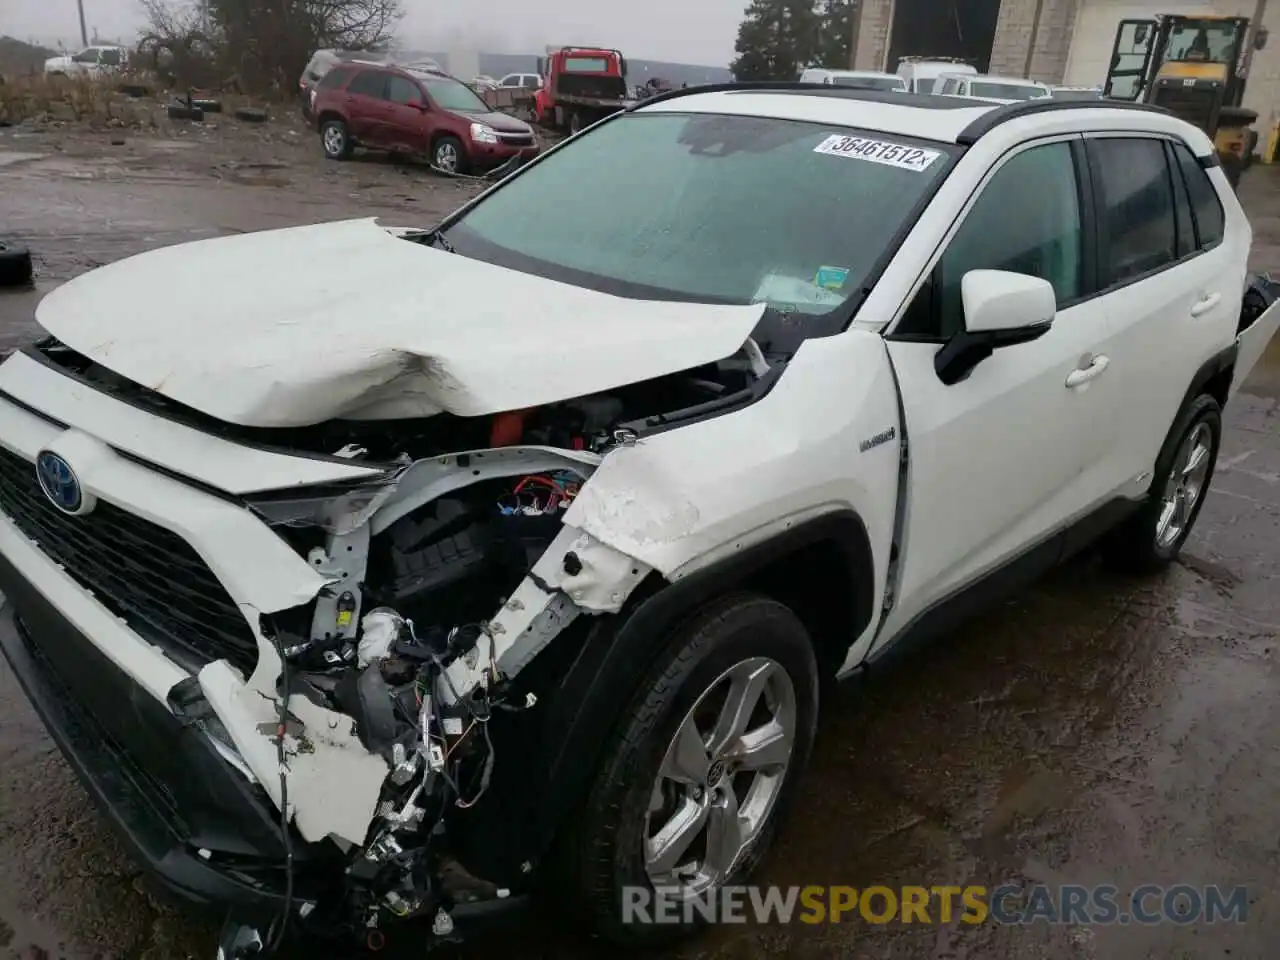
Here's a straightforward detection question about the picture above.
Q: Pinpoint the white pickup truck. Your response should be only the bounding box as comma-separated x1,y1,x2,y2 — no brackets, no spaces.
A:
43,44,130,78
0,84,1275,958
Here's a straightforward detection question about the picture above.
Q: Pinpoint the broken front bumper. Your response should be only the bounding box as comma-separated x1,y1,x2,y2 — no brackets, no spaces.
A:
0,562,534,940
0,554,307,925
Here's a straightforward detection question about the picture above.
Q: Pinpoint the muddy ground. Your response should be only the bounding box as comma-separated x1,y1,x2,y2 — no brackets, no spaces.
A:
0,116,1279,960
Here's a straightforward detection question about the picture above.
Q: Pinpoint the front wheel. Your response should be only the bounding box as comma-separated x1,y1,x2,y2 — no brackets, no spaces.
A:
431,135,467,174
567,594,819,947
1100,394,1221,574
320,119,352,160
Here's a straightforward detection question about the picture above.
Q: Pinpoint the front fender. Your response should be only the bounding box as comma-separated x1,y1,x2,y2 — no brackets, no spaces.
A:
563,329,902,607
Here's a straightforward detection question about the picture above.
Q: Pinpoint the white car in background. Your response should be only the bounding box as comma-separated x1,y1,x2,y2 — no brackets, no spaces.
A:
936,73,1053,101
498,72,543,90
896,56,977,93
798,68,908,91
43,45,129,78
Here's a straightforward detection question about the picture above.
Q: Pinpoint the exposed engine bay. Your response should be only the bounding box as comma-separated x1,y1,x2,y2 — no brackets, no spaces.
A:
26,336,777,955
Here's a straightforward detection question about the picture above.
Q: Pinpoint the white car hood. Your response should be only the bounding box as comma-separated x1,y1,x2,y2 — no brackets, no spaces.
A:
36,218,766,428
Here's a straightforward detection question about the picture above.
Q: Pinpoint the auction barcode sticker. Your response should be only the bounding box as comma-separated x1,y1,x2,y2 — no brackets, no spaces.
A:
814,135,941,172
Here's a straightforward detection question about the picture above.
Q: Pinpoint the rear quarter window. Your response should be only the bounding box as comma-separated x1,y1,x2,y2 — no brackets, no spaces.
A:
1171,143,1226,248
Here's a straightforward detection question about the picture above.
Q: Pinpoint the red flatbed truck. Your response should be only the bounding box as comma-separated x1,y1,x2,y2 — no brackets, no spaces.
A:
533,46,634,134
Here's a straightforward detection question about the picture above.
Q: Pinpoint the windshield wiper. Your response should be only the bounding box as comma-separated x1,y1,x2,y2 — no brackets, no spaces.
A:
420,229,455,253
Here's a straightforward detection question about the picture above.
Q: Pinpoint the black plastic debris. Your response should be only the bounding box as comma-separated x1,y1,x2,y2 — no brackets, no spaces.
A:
0,239,33,288
1240,273,1280,336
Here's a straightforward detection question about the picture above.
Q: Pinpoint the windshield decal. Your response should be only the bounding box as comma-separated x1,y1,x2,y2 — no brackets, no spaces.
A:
815,265,850,290
813,135,941,172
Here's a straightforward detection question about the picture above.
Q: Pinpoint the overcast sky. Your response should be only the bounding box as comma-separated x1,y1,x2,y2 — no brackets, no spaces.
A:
5,0,746,65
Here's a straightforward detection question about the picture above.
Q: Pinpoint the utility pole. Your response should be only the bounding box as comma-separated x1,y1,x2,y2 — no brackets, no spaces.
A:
849,0,861,69
76,0,89,47
1241,0,1270,80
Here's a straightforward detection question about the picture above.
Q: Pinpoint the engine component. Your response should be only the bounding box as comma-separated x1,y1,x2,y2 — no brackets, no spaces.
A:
334,665,403,755
359,607,406,667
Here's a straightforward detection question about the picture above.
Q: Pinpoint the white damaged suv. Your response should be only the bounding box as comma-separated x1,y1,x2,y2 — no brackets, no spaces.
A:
0,84,1276,957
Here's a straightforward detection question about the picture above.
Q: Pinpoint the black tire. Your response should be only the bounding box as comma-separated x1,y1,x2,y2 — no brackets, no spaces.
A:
235,107,268,123
190,98,222,114
1100,394,1222,575
320,119,352,160
566,593,820,947
0,240,33,288
167,102,203,122
116,82,149,98
431,135,468,174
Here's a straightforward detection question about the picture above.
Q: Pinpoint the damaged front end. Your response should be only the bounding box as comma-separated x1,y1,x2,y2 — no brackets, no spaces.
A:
127,343,776,954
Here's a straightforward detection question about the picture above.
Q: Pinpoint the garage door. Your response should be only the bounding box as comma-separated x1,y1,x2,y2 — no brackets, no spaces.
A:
1063,0,1220,88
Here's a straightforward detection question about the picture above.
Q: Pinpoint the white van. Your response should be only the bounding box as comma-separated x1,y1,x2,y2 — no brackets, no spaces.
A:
895,57,976,94
935,73,1053,101
797,68,908,91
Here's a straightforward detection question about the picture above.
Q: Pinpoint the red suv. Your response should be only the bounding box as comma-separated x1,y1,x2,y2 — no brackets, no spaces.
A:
312,64,540,173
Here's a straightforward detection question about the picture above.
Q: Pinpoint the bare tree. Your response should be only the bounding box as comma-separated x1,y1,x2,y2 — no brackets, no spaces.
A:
138,0,401,94
211,0,402,92
137,0,223,89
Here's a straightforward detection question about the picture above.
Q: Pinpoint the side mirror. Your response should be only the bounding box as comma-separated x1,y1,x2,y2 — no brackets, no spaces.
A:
1255,26,1269,50
934,270,1056,385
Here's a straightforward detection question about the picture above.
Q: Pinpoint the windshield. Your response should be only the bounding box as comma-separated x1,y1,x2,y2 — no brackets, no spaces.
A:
1164,20,1241,62
445,113,955,314
832,75,904,90
969,81,1046,100
565,56,610,72
421,77,489,113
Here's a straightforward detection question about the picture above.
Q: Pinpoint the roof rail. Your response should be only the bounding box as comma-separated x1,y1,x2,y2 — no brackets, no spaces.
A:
955,97,1173,144
628,80,963,111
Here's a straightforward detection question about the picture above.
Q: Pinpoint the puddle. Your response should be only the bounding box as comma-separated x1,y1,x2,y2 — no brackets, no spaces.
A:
0,153,46,168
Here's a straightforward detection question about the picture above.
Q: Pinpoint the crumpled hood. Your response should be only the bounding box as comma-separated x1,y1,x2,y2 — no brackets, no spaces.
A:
35,218,765,428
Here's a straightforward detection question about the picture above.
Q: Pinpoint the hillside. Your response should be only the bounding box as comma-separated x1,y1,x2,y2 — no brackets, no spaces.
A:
0,36,56,78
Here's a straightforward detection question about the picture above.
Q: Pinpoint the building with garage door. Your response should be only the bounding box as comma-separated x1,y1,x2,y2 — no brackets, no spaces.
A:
854,0,1279,123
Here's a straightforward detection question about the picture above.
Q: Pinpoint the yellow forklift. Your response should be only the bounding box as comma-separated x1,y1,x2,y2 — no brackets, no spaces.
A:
1103,15,1268,188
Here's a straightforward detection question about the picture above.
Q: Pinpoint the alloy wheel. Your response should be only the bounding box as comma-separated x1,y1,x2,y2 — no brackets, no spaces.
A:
643,657,796,898
1156,421,1213,549
322,125,344,156
435,142,459,171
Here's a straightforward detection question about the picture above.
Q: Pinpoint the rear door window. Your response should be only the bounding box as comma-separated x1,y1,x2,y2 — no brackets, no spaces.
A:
347,70,388,99
1088,137,1177,286
319,67,353,89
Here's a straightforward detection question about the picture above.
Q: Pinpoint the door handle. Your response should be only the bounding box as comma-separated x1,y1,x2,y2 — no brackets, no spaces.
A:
1065,354,1110,388
1190,292,1221,317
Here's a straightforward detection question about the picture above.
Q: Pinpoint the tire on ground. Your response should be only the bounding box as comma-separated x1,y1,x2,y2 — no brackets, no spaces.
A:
235,107,268,123
565,592,820,947
167,102,204,122
190,98,223,114
1100,393,1222,575
0,240,33,288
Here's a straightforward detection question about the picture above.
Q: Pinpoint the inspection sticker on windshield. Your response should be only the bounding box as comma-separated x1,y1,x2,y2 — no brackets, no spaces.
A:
813,135,941,172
